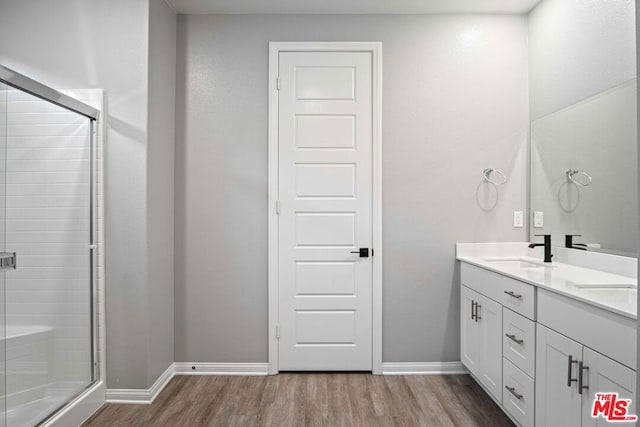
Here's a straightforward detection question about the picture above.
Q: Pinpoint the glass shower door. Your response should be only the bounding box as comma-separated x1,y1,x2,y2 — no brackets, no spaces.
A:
0,80,8,427
3,85,93,426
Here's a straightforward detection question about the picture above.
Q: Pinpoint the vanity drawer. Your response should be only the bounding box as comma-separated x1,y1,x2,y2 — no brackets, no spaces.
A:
502,358,534,427
461,263,535,320
499,277,535,320
503,308,535,378
460,263,502,294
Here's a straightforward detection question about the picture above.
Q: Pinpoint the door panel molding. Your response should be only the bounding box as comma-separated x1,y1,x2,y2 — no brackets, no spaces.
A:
268,41,382,374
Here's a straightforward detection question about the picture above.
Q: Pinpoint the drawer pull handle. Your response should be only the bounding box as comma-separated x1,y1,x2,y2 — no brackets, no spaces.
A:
505,333,524,345
505,386,523,400
567,355,578,387
504,290,522,299
578,361,589,395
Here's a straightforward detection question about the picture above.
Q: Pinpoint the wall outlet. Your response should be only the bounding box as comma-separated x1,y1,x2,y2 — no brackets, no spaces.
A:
534,211,544,228
513,211,524,228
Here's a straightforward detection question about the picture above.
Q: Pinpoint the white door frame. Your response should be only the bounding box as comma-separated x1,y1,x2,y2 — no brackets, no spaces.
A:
268,41,383,375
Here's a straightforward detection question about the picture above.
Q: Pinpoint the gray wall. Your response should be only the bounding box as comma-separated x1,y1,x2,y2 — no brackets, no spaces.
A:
147,0,177,385
174,14,529,363
529,0,636,120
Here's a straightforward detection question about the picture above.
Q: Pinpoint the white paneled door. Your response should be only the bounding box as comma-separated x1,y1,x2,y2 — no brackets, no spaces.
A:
277,50,373,371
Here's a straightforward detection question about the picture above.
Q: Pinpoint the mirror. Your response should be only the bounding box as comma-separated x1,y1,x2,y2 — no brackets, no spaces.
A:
530,80,637,256
528,0,637,257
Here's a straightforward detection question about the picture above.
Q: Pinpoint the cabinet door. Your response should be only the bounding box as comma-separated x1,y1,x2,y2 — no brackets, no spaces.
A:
535,325,582,427
477,294,502,402
582,347,636,427
461,286,481,377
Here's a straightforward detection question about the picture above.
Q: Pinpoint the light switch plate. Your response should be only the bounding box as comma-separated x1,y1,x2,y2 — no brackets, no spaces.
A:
513,211,524,228
534,211,544,228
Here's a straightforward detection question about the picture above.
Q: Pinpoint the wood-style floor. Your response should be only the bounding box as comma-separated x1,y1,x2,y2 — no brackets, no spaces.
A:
83,374,514,427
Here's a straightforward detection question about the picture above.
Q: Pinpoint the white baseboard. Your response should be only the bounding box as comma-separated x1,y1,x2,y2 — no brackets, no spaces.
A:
105,362,268,404
106,364,175,404
174,362,269,375
106,361,457,403
381,362,467,375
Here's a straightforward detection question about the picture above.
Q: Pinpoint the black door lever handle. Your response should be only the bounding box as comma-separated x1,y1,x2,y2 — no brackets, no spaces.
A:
350,248,369,258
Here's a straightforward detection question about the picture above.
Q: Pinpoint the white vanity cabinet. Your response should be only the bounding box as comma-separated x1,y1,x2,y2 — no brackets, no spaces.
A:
459,258,637,427
536,324,636,427
461,263,537,426
460,263,535,427
461,285,503,401
536,289,636,427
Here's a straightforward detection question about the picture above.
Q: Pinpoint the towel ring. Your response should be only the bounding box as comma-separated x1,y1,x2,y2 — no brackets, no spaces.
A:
566,169,592,187
483,168,507,185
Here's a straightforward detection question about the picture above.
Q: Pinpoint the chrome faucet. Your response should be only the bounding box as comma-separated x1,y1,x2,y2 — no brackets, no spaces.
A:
565,234,588,251
529,234,553,263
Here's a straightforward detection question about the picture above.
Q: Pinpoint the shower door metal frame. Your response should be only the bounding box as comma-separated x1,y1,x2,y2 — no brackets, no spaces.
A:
0,65,99,119
0,64,101,426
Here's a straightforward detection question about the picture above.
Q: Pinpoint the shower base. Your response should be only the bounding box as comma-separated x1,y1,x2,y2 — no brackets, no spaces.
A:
6,381,86,426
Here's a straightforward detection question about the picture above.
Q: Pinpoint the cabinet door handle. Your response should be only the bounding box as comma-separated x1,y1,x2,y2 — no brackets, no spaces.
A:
504,290,522,299
471,300,476,320
567,355,578,387
578,361,589,394
505,334,524,345
475,303,481,322
505,386,523,400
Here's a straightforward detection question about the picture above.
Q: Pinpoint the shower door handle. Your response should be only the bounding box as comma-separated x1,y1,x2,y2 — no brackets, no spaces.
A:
0,252,16,270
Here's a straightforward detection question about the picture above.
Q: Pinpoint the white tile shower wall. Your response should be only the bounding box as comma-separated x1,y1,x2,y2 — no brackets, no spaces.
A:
5,88,92,401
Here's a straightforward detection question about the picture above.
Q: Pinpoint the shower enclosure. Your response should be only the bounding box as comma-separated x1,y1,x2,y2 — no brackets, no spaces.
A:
0,66,98,426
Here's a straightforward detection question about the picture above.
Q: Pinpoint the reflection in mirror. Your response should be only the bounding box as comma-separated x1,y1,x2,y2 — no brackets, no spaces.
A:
530,80,638,256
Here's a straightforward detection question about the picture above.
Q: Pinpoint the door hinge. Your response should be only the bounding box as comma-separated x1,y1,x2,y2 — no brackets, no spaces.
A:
275,324,280,339
276,77,281,91
276,200,281,215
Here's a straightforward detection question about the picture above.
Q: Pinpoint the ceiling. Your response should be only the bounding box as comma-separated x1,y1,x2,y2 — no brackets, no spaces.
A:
166,0,543,15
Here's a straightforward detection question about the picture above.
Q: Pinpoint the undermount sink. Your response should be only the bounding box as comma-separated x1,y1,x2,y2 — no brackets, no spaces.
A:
580,287,638,304
480,257,553,269
571,283,636,289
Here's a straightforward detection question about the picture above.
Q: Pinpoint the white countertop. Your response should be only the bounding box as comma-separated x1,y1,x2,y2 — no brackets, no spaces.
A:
456,243,637,320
